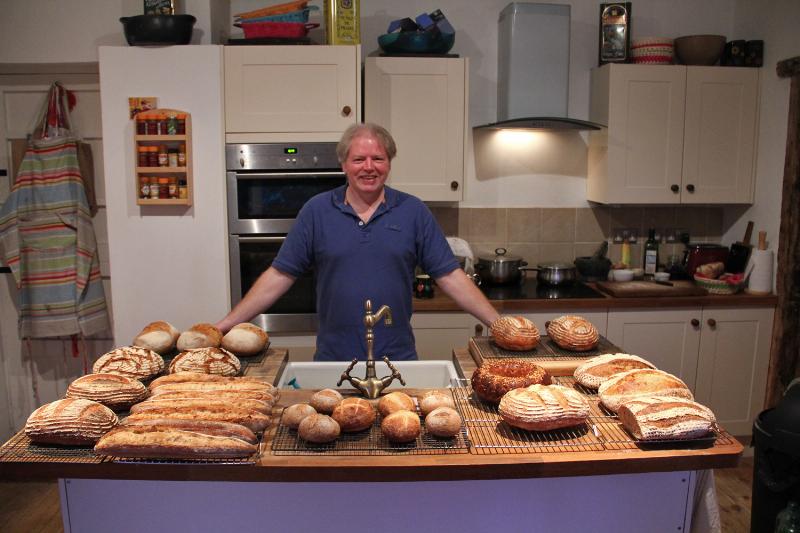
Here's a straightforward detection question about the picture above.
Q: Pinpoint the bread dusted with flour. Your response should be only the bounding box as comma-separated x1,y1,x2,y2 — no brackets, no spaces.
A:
148,372,279,401
92,346,164,381
499,384,590,431
598,368,693,413
491,316,541,351
546,315,599,351
617,396,716,441
132,321,180,355
168,347,241,376
25,399,118,445
66,373,148,410
574,353,656,389
95,423,257,459
332,397,376,432
221,323,269,357
176,323,223,351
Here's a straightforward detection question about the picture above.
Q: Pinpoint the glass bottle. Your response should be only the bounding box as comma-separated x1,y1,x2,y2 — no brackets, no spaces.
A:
147,146,158,167
158,177,170,199
643,228,659,276
136,114,146,135
139,176,150,199
158,145,169,167
176,113,186,135
168,176,178,198
178,143,186,167
776,501,800,533
167,113,178,135
145,114,157,135
178,179,188,199
168,149,178,167
149,178,160,199
137,145,148,167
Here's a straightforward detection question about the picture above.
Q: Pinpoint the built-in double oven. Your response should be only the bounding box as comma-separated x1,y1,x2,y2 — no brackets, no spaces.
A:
226,143,346,332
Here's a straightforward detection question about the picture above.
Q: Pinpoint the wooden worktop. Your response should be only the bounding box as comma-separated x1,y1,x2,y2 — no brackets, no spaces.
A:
0,348,743,483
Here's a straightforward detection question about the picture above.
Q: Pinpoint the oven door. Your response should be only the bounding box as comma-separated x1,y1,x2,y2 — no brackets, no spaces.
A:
229,235,318,332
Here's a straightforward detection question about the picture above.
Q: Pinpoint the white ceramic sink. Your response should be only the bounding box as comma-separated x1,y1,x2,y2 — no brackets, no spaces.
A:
276,361,459,390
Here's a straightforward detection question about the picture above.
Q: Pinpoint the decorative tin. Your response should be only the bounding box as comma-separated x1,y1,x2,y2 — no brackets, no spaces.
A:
599,2,631,65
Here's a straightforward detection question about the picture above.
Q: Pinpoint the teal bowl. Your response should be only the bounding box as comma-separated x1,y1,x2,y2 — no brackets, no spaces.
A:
378,31,455,55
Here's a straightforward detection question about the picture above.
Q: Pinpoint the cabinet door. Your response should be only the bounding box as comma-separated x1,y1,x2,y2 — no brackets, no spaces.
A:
224,46,359,135
411,313,477,361
606,309,701,390
365,57,467,201
695,307,773,435
681,67,758,204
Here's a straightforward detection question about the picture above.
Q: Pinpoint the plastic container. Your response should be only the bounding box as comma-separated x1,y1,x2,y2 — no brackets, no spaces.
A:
239,21,318,39
234,0,309,20
236,6,318,24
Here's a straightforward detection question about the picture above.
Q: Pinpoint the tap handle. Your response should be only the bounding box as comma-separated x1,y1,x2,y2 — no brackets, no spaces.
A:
383,356,406,386
337,358,359,387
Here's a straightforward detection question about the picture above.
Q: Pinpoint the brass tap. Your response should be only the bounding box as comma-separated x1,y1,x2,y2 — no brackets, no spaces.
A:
337,299,406,398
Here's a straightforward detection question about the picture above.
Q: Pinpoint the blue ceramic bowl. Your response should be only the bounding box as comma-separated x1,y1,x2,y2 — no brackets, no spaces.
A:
378,31,455,55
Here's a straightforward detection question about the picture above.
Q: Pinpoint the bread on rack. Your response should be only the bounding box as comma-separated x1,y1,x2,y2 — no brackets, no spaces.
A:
598,369,693,413
381,410,421,443
331,397,376,432
66,373,148,410
148,388,277,405
282,403,317,430
122,405,270,433
471,359,551,404
119,417,257,444
309,389,343,414
573,353,656,389
490,316,541,351
499,384,590,431
148,372,279,401
419,390,455,416
546,315,600,352
25,398,119,446
132,321,180,355
221,323,269,357
424,406,462,438
134,397,272,415
617,395,717,441
95,423,257,459
168,347,241,376
92,346,165,381
298,414,340,443
176,323,223,351
377,391,415,417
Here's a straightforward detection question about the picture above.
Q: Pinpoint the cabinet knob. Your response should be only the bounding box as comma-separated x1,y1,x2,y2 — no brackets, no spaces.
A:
707,318,716,327
686,184,695,193
671,184,680,193
450,181,459,191
691,318,700,327
342,105,352,116
474,324,483,337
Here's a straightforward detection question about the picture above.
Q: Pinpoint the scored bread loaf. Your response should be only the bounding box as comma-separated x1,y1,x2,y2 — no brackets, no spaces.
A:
123,405,270,433
132,321,180,355
617,395,717,441
282,403,317,429
119,417,257,444
331,397,376,432
598,369,694,413
424,406,462,438
95,424,256,459
309,389,343,414
381,410,421,443
133,397,272,415
66,373,148,410
574,353,656,389
491,316,541,351
298,414,340,443
419,390,455,416
377,391,415,417
221,323,269,357
168,347,241,376
176,323,223,351
546,315,599,352
92,346,165,381
25,399,119,445
498,384,590,431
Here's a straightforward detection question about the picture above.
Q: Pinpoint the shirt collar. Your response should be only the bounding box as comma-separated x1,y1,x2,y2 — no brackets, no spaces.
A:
332,184,399,212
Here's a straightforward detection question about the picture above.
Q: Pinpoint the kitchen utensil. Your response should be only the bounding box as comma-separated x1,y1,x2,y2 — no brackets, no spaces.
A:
683,243,729,277
574,256,612,281
533,262,577,286
674,34,726,65
726,220,754,274
612,269,634,282
120,15,196,46
474,248,533,285
654,272,670,282
746,232,773,295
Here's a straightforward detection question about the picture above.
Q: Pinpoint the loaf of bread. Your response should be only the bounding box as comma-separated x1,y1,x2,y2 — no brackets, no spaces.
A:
471,359,551,403
25,398,119,446
92,346,165,381
134,397,272,415
282,403,317,429
331,397,376,432
598,369,694,413
95,424,256,459
546,315,600,352
119,417,257,444
498,384,590,431
298,414,340,443
122,405,270,433
377,391,415,417
381,410,421,443
617,395,717,441
176,323,223,351
221,323,269,357
309,389,343,414
168,347,241,376
419,390,455,417
696,262,725,279
132,321,180,355
148,373,278,401
147,389,277,405
66,373,148,410
574,353,656,389
424,406,462,438
491,316,541,351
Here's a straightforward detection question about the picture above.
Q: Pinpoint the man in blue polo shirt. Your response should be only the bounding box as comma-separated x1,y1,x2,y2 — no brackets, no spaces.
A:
216,123,499,361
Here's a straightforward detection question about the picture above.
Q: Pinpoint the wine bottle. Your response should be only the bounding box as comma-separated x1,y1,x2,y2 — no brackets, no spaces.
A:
643,228,659,276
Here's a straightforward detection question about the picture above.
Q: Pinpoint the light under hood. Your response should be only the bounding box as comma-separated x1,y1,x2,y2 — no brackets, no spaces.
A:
475,3,605,132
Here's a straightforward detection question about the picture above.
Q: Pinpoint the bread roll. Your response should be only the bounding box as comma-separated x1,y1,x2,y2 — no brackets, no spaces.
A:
25,399,119,446
331,397,376,432
378,391,415,417
176,323,223,351
95,424,256,459
471,359,551,404
168,347,241,377
298,414,340,443
381,410,421,443
491,316,540,351
309,389,343,414
498,384,590,431
133,397,271,415
122,405,270,433
617,396,716,441
574,353,656,389
283,403,317,429
92,346,165,381
424,406,462,438
132,321,180,355
66,373,147,410
546,315,600,352
419,390,455,416
119,417,257,444
598,369,693,413
221,323,269,357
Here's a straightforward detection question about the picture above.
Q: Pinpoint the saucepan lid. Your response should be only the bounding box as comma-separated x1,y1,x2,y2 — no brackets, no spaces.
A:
477,247,523,263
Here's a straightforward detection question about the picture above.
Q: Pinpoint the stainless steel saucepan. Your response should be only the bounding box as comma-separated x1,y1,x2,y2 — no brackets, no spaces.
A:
474,249,576,285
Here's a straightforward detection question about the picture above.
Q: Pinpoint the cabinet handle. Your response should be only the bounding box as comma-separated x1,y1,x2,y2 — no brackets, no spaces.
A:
671,184,680,193
450,181,459,191
691,318,700,327
239,157,245,168
342,105,352,116
474,324,484,337
707,318,716,327
686,184,695,193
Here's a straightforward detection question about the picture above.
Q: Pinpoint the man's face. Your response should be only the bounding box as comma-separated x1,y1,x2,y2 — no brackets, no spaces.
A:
342,133,391,197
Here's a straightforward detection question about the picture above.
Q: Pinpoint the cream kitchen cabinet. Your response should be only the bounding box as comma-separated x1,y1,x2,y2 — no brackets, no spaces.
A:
224,45,360,142
607,306,773,435
365,56,468,201
410,313,478,361
588,64,758,204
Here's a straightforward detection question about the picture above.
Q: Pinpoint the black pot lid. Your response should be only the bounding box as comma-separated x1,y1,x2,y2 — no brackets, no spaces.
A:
477,248,522,263
755,378,800,455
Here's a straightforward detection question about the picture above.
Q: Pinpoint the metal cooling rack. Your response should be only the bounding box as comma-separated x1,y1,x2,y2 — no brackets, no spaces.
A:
0,431,108,464
470,335,620,361
540,335,620,358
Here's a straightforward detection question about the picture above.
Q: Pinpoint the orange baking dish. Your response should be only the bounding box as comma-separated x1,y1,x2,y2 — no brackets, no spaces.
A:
239,21,319,39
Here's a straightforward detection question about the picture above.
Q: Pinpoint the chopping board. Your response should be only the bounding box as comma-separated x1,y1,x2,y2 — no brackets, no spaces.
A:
595,280,708,298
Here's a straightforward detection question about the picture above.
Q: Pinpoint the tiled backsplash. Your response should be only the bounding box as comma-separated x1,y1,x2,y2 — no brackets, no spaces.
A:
429,205,724,268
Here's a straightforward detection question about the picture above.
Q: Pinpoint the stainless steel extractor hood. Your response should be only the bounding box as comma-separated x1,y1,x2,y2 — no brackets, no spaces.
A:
475,2,604,131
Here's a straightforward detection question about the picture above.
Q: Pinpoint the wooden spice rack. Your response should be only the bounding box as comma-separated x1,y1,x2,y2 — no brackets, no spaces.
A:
134,108,193,206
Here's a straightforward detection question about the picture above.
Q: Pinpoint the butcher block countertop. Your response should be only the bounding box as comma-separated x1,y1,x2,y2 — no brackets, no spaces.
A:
0,348,743,483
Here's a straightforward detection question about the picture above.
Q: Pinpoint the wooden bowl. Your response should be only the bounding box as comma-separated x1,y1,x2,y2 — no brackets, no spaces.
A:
674,35,726,66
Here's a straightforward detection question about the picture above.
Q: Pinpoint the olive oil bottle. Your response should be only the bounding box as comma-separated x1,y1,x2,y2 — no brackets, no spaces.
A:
643,228,659,276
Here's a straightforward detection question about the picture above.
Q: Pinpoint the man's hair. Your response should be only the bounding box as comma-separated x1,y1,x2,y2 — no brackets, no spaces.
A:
336,123,397,163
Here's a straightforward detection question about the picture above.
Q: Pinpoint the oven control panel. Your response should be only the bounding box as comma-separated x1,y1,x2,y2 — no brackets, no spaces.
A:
226,143,340,171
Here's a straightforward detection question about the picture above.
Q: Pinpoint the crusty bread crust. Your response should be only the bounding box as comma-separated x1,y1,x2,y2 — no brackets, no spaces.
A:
377,391,415,417
298,414,340,443
132,321,179,354
123,405,270,433
168,347,241,376
176,323,223,351
471,359,550,403
66,373,148,410
133,397,272,415
598,369,693,413
491,316,541,351
95,425,256,459
499,384,590,431
25,399,119,445
332,397,376,432
546,315,599,352
119,417,257,444
381,410,421,443
574,353,656,389
221,323,269,357
617,395,716,441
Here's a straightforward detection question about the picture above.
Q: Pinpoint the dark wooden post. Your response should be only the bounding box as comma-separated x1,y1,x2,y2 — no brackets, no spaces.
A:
766,56,800,408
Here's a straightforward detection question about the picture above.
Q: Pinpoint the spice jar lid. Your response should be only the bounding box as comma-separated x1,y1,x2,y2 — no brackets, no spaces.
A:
158,177,169,184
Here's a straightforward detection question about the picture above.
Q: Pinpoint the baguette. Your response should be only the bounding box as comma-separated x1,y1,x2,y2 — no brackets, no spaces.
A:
95,425,256,459
148,381,275,398
145,389,277,404
150,372,274,391
119,417,258,444
176,323,223,351
123,407,270,433
133,397,272,415
132,321,180,355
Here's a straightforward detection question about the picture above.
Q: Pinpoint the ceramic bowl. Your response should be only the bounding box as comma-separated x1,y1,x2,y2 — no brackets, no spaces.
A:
674,35,726,65
612,269,634,282
654,272,671,282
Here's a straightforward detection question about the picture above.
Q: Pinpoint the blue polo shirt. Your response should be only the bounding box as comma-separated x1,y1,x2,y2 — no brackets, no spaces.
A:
272,185,458,361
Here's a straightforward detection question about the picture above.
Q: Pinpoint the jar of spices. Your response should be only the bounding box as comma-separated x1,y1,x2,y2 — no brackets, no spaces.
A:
177,113,187,135
137,145,148,167
178,144,186,167
158,145,169,167
168,149,178,167
168,177,178,198
145,114,158,135
167,113,178,135
139,176,150,199
178,179,188,199
147,146,159,167
149,178,161,199
136,114,147,135
158,177,170,199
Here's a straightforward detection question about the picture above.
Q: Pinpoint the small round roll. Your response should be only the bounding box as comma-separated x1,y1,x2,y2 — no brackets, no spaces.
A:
381,410,421,443
419,390,455,416
298,414,340,443
378,391,415,417
424,406,462,438
331,397,376,432
221,323,269,357
309,389,343,414
282,403,317,429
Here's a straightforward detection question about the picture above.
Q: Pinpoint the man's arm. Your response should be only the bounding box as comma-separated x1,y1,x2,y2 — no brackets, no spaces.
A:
215,266,296,332
434,269,500,326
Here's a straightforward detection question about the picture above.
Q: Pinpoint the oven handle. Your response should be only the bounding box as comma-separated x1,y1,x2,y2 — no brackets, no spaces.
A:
234,236,287,243
233,171,345,180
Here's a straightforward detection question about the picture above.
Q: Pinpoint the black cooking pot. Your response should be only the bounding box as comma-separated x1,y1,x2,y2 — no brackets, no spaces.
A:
120,15,196,46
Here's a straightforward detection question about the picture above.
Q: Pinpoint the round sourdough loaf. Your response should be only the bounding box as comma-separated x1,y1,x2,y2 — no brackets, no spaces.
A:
92,346,165,381
491,316,541,351
499,384,590,431
471,359,550,403
309,389,343,414
424,406,462,438
381,410,421,443
419,390,455,416
331,397,376,432
25,398,119,445
573,353,656,389
221,323,269,357
546,315,599,351
168,347,241,376
598,368,694,413
66,373,148,410
298,413,341,443
283,403,317,429
378,391,415,416
176,323,223,351
132,321,180,355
